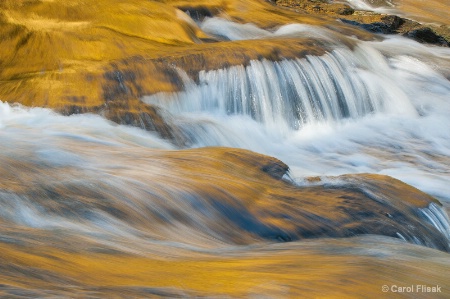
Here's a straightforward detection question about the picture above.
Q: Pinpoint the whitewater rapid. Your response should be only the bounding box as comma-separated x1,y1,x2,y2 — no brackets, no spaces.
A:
141,18,450,208
1,17,450,241
3,5,450,297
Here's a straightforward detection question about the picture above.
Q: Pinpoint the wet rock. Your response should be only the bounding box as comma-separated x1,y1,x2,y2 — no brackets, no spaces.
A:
0,0,447,143
276,0,355,15
406,27,450,46
338,11,449,46
3,144,448,251
340,14,403,34
0,0,376,140
177,6,216,21
1,236,449,298
102,101,178,141
261,161,290,180
274,0,450,46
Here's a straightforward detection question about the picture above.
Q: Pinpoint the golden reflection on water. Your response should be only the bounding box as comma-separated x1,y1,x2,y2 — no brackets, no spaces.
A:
395,0,450,25
0,142,449,297
1,1,450,298
0,0,374,110
0,236,449,298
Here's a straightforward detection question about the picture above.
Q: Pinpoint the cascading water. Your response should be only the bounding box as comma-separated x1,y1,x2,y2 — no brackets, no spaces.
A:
1,12,450,298
420,203,450,241
144,46,417,133
142,18,450,208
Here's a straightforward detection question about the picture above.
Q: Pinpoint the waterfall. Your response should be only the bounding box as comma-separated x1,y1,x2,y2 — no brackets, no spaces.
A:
144,46,417,134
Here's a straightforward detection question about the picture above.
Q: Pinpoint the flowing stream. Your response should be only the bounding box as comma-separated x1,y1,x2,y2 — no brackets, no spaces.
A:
146,18,450,209
1,14,450,298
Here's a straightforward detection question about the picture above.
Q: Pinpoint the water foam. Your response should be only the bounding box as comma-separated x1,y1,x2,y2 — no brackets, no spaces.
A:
200,17,334,41
1,19,450,251
142,36,450,207
144,46,418,135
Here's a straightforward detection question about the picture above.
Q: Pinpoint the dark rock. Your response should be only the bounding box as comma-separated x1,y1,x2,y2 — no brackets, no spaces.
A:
406,27,450,46
274,0,449,47
380,15,404,31
340,15,403,34
337,6,355,16
261,162,289,180
177,6,216,21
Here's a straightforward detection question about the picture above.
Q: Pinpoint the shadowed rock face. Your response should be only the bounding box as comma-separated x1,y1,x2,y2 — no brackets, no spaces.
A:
339,14,449,46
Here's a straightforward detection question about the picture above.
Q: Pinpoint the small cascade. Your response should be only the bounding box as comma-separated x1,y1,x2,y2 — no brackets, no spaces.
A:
420,203,450,243
1,3,450,296
144,46,417,133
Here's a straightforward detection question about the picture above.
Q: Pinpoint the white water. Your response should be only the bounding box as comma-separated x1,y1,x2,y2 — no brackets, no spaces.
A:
142,20,450,208
344,0,396,12
145,47,418,134
1,18,450,245
200,17,335,41
420,203,450,240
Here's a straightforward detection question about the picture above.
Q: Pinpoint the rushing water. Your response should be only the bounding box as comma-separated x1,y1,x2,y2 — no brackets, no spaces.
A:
145,17,450,209
1,15,450,298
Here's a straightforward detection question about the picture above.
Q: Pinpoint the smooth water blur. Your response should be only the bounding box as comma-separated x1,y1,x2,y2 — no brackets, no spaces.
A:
144,20,450,209
200,17,337,41
145,49,417,134
344,0,396,12
1,15,450,298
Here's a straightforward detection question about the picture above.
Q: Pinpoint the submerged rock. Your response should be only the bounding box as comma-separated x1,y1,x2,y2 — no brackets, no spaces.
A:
405,27,450,46
1,145,448,251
